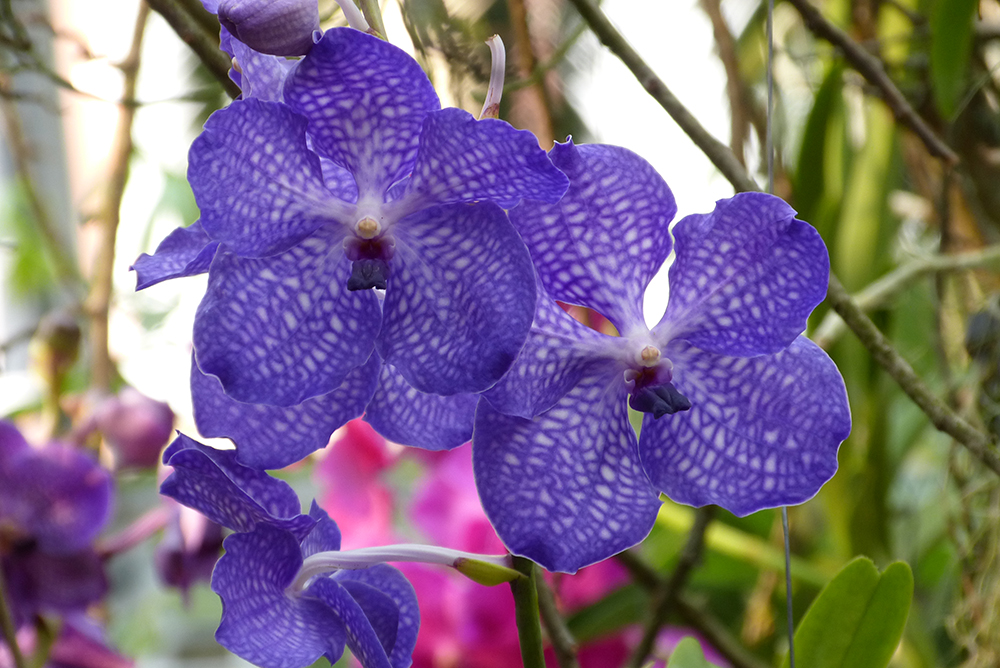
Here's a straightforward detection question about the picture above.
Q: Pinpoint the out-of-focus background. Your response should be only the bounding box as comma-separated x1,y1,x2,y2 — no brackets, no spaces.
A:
2,0,1000,666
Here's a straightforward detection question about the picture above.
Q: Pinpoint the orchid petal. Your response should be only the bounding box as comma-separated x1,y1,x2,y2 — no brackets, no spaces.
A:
508,141,676,333
284,28,440,198
191,353,380,469
655,192,829,356
363,362,476,451
189,99,339,257
474,375,661,573
378,202,535,395
640,337,850,515
193,232,381,406
132,222,219,290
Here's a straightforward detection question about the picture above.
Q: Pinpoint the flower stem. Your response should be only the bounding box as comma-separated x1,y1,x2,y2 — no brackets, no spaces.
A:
510,556,546,668
0,570,26,668
291,544,513,592
357,0,386,40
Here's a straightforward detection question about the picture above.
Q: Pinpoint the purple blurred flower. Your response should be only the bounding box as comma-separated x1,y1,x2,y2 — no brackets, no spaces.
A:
95,388,174,469
160,434,419,668
0,422,112,624
474,141,851,572
153,504,224,598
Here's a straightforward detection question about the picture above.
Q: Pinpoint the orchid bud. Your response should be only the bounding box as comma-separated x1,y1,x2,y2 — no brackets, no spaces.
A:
96,388,174,469
217,0,320,57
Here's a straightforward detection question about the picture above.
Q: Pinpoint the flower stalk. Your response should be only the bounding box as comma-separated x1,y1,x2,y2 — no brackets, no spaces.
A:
510,556,546,668
480,35,505,119
289,544,515,592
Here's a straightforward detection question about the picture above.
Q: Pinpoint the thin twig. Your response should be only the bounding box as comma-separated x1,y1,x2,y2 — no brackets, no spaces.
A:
699,0,749,166
784,0,959,165
616,549,771,668
506,0,555,147
536,576,580,668
813,244,1000,348
564,0,759,193
145,0,240,98
84,1,149,392
827,275,1000,475
627,506,715,668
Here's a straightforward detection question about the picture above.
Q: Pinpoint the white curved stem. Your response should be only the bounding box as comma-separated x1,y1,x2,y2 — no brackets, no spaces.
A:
333,0,371,32
290,544,512,592
479,35,506,119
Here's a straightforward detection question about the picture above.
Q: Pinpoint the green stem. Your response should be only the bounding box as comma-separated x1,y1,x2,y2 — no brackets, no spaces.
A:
357,0,386,40
0,571,26,668
510,556,545,668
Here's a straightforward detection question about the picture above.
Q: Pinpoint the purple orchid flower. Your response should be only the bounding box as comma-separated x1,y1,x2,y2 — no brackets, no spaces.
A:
0,422,113,624
160,434,419,668
137,28,566,415
472,141,851,573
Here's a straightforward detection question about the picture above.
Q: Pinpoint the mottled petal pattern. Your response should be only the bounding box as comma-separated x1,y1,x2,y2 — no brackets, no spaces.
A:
656,192,829,356
300,501,342,557
212,526,347,668
335,565,420,668
640,337,850,515
160,434,314,537
131,222,219,290
379,203,535,395
308,578,393,668
189,99,338,257
194,232,381,406
407,108,568,208
284,28,440,196
508,141,676,332
483,286,617,419
191,353,380,469
231,38,296,101
363,362,476,451
474,375,661,573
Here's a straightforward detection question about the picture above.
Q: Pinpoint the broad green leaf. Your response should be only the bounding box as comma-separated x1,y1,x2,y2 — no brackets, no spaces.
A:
566,584,646,643
781,557,913,668
666,637,713,668
930,0,978,118
794,64,844,227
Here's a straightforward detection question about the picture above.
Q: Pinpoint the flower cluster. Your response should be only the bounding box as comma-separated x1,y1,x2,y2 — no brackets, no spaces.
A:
0,421,112,626
135,3,851,666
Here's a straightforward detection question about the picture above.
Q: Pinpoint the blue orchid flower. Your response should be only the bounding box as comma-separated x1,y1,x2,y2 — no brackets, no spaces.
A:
160,434,419,668
472,141,852,573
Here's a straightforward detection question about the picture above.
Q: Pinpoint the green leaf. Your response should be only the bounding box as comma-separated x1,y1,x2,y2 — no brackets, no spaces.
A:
666,637,713,668
930,0,979,118
781,557,914,668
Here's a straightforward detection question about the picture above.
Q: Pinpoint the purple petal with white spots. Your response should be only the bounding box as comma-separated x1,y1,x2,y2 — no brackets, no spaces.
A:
655,192,829,357
300,501,342,557
474,375,661,573
334,565,419,668
160,434,314,538
285,28,440,197
189,99,340,257
363,362,476,451
337,580,399,660
231,38,296,101
379,202,535,395
191,353,380,469
483,284,617,419
194,232,381,406
308,578,393,668
131,222,219,290
406,108,568,208
640,337,850,515
319,156,359,203
212,526,347,668
4,548,108,622
508,141,676,333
